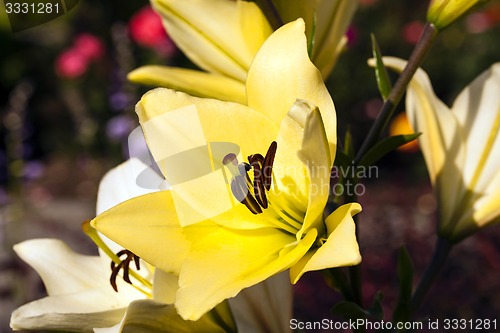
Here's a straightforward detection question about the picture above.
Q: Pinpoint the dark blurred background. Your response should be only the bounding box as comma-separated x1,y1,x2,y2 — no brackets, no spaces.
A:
1,0,499,332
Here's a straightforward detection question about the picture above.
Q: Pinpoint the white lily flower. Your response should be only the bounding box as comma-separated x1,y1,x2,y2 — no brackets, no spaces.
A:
10,158,164,332
381,57,500,242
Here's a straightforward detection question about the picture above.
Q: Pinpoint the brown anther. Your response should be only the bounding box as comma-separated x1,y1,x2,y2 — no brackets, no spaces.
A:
248,154,267,209
262,141,277,190
224,141,277,214
230,175,262,214
110,249,141,292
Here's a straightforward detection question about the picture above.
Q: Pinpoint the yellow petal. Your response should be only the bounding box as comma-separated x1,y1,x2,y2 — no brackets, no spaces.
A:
238,0,273,56
271,100,314,215
128,66,246,104
136,88,278,225
152,0,257,81
175,227,317,320
246,19,337,158
376,57,466,232
297,104,332,238
427,0,484,30
91,191,190,274
290,203,361,283
312,0,358,79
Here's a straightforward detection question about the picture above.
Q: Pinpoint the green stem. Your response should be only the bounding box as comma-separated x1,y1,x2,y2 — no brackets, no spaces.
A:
324,268,356,302
410,237,452,313
348,213,363,307
354,23,439,165
348,264,363,306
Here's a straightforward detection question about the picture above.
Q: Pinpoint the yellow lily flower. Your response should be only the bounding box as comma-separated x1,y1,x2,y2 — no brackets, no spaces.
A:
427,0,490,30
128,0,358,103
92,19,361,321
380,57,500,242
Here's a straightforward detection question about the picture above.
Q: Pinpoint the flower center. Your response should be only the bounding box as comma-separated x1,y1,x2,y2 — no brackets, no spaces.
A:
223,141,277,214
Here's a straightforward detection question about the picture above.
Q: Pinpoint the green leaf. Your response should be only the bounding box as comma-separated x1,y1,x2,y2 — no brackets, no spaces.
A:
392,247,414,323
307,12,317,57
371,34,392,101
368,291,384,320
323,268,356,302
343,128,355,160
334,149,351,170
332,301,370,321
359,133,421,166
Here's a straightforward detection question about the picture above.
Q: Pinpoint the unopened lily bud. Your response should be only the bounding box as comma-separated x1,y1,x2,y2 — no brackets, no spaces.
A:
427,0,490,30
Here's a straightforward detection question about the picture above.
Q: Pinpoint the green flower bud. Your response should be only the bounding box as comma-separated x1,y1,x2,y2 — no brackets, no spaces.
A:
427,0,490,30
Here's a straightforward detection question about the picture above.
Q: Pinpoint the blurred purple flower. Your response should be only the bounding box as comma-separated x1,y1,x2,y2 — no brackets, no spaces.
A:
106,116,135,141
109,92,132,111
23,161,45,180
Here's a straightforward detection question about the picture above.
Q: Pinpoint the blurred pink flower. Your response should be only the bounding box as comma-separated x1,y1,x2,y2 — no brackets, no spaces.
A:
466,12,490,34
55,49,89,79
346,25,358,47
402,21,425,45
74,33,105,61
129,6,169,48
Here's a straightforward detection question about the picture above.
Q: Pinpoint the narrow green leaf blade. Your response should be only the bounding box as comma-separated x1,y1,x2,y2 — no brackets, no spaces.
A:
307,12,317,57
359,133,420,166
332,301,370,320
371,34,392,100
392,247,414,323
368,291,384,320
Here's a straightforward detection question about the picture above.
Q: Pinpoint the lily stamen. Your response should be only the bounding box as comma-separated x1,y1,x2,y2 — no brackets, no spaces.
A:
110,249,141,292
230,175,263,214
262,141,277,191
224,141,277,214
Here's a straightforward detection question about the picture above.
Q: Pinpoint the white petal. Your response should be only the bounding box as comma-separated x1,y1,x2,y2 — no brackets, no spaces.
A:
11,288,129,332
452,63,500,195
14,239,109,295
96,158,163,215
94,322,122,333
377,57,466,230
229,272,292,333
152,269,179,304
